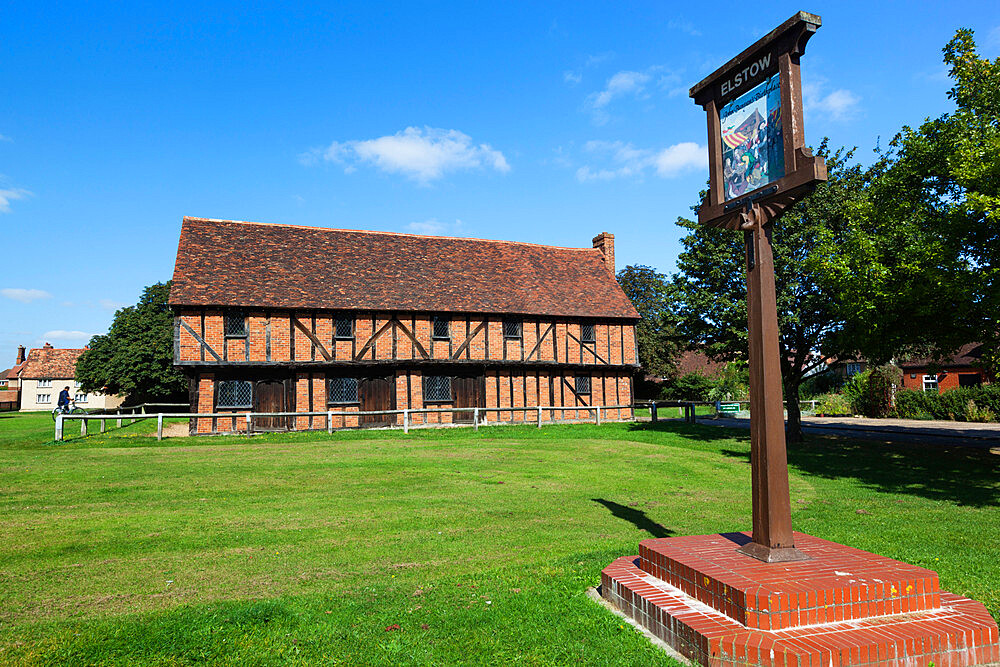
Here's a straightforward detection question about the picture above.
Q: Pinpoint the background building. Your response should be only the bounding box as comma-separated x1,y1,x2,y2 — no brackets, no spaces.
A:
898,343,992,393
17,344,123,412
169,217,640,434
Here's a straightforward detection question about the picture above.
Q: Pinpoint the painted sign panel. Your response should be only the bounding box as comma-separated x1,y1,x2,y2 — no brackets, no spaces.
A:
719,73,785,201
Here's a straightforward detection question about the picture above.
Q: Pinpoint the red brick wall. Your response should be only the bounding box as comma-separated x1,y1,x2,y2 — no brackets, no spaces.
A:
899,367,989,393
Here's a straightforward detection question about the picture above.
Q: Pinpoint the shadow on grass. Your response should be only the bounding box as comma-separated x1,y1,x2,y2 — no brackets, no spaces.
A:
626,419,746,443
591,499,674,538
721,436,999,508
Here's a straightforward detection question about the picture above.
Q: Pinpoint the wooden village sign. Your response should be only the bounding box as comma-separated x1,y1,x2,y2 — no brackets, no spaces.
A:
689,11,827,563
599,13,1000,665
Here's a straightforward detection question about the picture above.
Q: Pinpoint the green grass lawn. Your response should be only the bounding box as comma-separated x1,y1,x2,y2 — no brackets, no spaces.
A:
1,412,997,665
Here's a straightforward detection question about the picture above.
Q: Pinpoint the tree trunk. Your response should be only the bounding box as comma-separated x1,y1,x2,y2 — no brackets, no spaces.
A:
785,379,804,444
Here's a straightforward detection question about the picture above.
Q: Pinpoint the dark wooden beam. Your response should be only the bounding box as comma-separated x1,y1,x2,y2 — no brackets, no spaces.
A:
179,319,222,362
526,323,555,361
354,319,394,361
450,320,487,360
394,318,430,359
292,316,333,361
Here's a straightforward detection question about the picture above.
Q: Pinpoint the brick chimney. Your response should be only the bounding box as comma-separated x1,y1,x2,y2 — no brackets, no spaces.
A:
16,345,25,365
592,232,615,274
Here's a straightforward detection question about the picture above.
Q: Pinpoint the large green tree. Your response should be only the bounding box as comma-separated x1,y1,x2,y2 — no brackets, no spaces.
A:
616,264,682,377
860,29,999,372
672,146,870,442
76,282,186,403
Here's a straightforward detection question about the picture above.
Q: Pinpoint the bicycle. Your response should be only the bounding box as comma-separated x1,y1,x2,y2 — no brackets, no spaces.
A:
52,399,86,420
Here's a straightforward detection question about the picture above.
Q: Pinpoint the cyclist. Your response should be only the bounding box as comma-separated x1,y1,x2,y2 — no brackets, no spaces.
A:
57,386,72,414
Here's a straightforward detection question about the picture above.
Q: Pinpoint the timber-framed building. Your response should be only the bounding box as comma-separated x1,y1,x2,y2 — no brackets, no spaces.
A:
168,217,640,434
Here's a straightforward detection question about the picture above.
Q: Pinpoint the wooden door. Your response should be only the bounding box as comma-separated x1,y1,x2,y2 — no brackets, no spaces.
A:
359,376,394,426
254,381,287,431
453,375,485,423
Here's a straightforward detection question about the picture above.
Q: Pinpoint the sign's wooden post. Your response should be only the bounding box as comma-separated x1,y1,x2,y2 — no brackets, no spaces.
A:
690,12,827,562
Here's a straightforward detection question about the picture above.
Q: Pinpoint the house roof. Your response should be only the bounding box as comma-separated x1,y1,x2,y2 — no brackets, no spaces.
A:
20,347,85,380
3,362,26,380
676,350,726,377
168,217,639,319
897,343,984,369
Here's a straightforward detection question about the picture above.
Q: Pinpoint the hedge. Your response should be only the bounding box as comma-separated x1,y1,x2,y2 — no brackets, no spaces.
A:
893,385,1000,422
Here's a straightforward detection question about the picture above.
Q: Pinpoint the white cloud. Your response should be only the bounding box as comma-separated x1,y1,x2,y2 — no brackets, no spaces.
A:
2,288,51,303
589,70,652,110
563,70,582,85
406,218,465,236
41,330,93,342
668,19,702,37
0,188,31,214
654,142,708,176
803,80,861,121
575,140,707,182
301,127,510,184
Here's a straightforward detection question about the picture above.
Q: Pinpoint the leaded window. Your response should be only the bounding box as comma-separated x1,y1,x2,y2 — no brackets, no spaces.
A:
581,323,596,343
329,377,359,404
502,318,522,339
224,311,247,337
432,316,450,339
423,375,452,402
217,380,253,408
575,375,591,395
334,316,354,339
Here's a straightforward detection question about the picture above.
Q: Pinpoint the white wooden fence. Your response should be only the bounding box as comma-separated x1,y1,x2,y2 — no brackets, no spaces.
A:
54,404,638,442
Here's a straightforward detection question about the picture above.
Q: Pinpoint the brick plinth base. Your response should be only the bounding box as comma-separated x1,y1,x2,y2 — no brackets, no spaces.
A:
601,533,999,666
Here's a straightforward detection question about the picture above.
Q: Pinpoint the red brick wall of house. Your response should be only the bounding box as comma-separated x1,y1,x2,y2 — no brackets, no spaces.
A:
899,366,990,393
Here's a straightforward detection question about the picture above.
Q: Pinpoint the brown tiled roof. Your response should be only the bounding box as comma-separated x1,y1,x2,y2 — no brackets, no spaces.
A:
20,348,85,380
898,343,984,369
677,350,726,377
169,218,639,319
4,362,26,379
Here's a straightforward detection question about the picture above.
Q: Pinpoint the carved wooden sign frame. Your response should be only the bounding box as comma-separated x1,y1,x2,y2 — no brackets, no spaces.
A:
690,11,827,229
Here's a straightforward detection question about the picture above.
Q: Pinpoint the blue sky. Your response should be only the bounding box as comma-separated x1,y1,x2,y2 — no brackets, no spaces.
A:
2,1,998,367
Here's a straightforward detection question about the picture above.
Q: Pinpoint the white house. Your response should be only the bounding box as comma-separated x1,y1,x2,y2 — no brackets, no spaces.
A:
18,343,123,412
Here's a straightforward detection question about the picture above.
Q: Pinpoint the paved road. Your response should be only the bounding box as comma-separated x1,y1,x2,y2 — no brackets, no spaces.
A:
698,415,1000,448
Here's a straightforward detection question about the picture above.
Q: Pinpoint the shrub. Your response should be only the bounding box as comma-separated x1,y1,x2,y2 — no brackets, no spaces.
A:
964,400,996,423
842,365,902,417
893,386,1000,422
816,393,852,416
708,361,749,401
660,372,716,401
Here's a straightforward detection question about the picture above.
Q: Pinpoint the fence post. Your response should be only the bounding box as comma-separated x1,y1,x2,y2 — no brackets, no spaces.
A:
100,418,106,433
327,411,333,434
55,414,63,441
596,406,601,426
403,409,409,434
157,414,163,441
651,403,658,422
81,418,87,436
473,408,479,431
537,406,543,428
117,415,122,428
246,412,252,435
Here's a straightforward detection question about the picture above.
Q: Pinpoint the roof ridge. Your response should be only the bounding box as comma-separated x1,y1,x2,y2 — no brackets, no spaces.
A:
181,216,600,252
